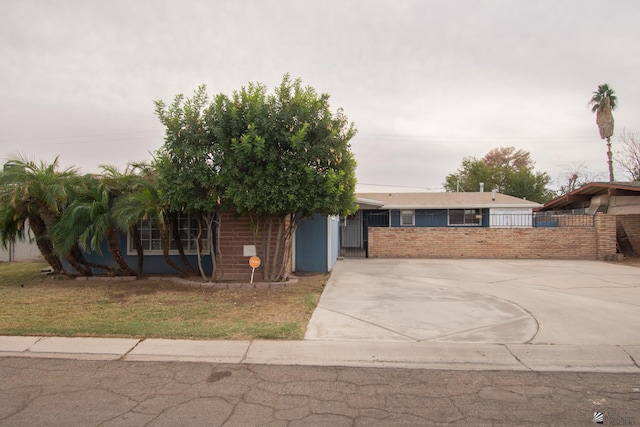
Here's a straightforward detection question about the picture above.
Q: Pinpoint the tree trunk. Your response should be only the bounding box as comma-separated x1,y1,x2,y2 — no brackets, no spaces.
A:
213,213,223,281
130,224,144,277
65,245,94,276
253,215,294,283
28,214,65,274
607,137,615,182
160,224,192,276
171,214,196,274
195,218,207,281
105,225,135,276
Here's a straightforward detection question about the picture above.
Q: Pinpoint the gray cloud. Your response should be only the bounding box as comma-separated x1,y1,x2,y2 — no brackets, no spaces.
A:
1,0,639,189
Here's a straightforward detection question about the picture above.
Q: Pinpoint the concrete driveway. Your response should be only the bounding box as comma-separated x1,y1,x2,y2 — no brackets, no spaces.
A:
305,259,640,344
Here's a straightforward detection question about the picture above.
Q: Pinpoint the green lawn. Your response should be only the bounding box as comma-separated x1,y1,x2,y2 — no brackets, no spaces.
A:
0,262,326,340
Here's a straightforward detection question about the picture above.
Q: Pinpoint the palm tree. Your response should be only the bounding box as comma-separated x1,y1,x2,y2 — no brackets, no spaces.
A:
589,83,618,182
53,176,135,276
0,156,83,274
112,179,194,276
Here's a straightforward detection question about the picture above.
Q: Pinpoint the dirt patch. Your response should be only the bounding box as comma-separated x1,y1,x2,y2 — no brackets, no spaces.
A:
618,256,640,268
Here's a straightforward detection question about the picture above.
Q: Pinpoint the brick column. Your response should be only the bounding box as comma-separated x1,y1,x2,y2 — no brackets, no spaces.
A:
595,214,617,260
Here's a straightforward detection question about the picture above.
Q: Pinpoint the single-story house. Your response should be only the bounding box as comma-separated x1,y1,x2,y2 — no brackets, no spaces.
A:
63,211,341,279
540,181,640,256
0,221,45,263
0,236,43,262
541,181,640,215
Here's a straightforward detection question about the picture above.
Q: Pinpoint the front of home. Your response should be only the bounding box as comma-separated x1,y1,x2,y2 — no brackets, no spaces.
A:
47,188,626,278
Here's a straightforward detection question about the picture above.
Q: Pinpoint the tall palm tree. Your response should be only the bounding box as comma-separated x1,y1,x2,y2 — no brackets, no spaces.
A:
589,83,618,182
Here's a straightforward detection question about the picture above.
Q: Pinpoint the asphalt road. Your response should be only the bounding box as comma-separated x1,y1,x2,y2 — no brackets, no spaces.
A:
1,357,639,426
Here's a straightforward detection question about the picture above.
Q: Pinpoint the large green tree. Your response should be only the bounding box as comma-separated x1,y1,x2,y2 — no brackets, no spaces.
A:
589,83,618,182
444,147,554,203
154,85,220,281
210,75,357,281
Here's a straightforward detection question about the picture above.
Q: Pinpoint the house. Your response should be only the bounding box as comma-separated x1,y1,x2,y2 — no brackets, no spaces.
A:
0,222,45,263
67,211,342,279
0,238,43,262
541,181,640,215
540,181,640,256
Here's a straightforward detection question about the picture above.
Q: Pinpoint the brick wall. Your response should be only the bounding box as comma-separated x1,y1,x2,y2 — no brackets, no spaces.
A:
216,212,292,281
368,214,617,260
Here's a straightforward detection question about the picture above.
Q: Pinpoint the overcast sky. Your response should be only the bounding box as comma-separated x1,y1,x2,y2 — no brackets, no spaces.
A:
2,0,639,192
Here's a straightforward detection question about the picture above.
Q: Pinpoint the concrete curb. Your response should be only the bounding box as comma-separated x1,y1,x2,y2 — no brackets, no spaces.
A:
1,336,639,373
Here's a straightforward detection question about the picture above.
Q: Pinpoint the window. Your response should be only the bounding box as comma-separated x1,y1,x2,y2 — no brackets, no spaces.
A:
448,209,481,226
129,214,208,255
400,209,415,226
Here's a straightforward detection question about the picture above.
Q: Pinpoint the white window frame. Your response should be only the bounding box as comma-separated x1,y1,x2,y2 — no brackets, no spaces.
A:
400,209,415,226
448,209,481,227
128,213,209,255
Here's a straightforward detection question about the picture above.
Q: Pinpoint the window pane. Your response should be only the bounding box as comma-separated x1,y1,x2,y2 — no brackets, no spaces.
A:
449,210,464,225
400,210,414,226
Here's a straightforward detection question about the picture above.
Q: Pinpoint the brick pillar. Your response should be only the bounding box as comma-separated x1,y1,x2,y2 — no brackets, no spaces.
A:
595,214,617,260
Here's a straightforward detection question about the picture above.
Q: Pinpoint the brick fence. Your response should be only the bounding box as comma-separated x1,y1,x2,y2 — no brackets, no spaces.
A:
368,214,617,260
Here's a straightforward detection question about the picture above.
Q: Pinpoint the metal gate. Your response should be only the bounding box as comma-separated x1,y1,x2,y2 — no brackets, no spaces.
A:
340,211,367,257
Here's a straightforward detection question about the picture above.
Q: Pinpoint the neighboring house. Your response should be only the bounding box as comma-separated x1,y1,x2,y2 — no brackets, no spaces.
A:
0,239,43,262
541,181,640,256
541,181,640,215
0,223,44,263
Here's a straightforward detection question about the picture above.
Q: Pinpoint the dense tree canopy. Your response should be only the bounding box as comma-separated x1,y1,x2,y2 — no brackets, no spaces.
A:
153,74,358,281
443,147,554,203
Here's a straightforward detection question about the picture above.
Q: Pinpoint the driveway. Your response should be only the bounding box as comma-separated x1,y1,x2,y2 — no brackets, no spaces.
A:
305,259,640,344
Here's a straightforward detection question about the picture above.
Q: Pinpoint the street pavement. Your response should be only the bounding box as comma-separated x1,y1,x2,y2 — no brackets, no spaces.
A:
1,259,640,425
1,356,639,426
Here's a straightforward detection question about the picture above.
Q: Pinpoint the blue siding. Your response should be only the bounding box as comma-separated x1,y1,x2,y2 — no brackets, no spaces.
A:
387,209,493,227
295,213,328,273
390,209,448,227
62,233,213,275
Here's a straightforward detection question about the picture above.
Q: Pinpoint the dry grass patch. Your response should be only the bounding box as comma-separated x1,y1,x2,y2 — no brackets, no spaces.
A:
0,262,328,340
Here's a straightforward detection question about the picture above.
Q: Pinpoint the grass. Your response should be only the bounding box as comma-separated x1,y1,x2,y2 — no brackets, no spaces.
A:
0,262,328,340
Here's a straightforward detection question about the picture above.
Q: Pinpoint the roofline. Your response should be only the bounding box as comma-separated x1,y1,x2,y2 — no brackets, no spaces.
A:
381,204,540,209
356,197,385,207
542,181,640,210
